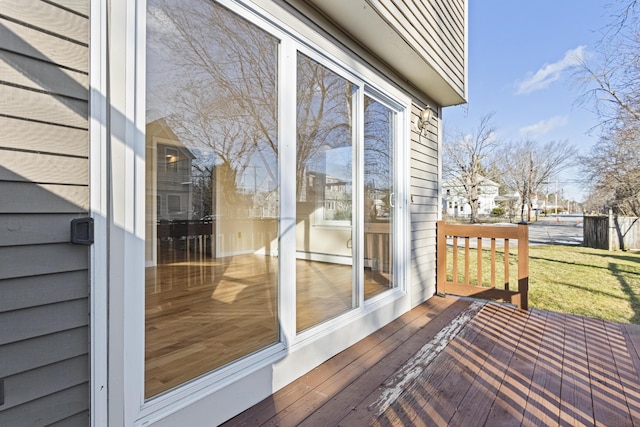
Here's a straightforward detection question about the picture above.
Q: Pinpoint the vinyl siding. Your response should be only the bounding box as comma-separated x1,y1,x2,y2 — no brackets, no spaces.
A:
0,0,90,425
290,0,466,105
409,104,439,306
373,0,466,96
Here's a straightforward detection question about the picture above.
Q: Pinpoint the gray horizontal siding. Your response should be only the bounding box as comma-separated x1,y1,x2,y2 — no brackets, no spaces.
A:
49,411,91,427
0,0,89,43
0,50,89,99
0,0,90,423
46,0,90,18
0,214,88,246
0,116,88,156
0,327,89,377
0,151,88,185
410,175,438,188
0,244,88,280
0,383,89,427
0,18,88,72
0,84,88,128
410,186,438,200
409,105,439,307
0,182,89,212
0,355,88,410
0,271,89,311
0,299,88,346
373,0,466,96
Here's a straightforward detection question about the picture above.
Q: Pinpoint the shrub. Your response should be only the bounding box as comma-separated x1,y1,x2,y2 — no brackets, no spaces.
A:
491,206,505,216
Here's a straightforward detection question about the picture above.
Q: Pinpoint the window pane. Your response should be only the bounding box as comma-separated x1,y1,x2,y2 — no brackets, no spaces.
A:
364,96,395,299
296,53,355,332
146,0,279,398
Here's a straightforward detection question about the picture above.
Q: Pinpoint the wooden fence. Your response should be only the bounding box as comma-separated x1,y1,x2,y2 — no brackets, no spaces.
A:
584,213,640,251
436,221,529,310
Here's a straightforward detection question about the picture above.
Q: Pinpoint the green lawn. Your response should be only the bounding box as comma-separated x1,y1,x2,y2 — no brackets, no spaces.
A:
528,245,640,324
444,244,640,324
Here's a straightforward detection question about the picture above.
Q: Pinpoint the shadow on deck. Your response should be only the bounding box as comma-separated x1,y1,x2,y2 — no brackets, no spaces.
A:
223,296,640,426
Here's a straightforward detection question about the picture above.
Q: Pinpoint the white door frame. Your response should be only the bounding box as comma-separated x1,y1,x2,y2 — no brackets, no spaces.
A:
90,0,414,425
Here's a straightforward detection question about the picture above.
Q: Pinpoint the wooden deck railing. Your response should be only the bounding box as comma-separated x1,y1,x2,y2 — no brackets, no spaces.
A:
436,221,529,310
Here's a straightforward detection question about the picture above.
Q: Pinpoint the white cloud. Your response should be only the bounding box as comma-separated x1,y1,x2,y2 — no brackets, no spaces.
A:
515,46,586,95
519,115,568,136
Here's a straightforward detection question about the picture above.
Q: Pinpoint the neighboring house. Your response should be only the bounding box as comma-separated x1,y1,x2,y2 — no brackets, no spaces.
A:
442,176,500,216
0,1,467,426
497,192,544,219
146,117,197,222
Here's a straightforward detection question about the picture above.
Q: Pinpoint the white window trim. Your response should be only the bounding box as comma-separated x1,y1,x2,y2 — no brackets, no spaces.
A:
99,0,414,425
89,0,108,425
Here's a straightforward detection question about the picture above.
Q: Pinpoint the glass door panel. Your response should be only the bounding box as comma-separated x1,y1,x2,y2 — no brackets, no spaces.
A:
363,96,395,299
295,53,356,332
145,0,279,398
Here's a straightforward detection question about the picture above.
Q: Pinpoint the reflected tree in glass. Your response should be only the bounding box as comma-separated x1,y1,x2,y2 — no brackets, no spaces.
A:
295,53,356,331
145,0,279,398
363,96,395,299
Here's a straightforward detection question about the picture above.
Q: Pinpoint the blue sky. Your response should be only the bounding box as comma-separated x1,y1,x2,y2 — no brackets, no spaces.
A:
443,1,614,202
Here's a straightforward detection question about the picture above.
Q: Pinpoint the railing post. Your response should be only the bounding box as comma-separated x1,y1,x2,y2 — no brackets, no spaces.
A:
517,223,529,310
437,221,446,295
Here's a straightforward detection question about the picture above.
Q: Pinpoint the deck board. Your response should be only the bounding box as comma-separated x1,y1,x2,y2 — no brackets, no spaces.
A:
522,309,562,426
227,295,465,427
224,299,640,426
447,304,523,426
584,316,633,426
558,313,594,426
304,299,481,427
398,302,499,425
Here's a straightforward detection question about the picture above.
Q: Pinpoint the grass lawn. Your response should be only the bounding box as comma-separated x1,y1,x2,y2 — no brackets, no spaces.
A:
444,244,640,324
528,245,640,324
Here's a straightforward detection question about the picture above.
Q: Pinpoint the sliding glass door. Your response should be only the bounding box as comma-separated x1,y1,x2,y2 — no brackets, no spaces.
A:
145,0,279,398
363,95,396,300
143,0,404,400
295,53,357,332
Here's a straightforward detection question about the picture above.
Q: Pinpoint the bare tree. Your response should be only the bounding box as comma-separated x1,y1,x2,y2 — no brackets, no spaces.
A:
497,140,578,222
576,1,640,121
581,114,640,216
443,114,499,223
576,1,640,216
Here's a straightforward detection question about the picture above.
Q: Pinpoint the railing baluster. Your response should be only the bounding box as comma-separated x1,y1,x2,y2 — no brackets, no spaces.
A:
517,223,529,310
452,236,458,284
504,239,510,290
491,238,496,287
436,221,446,294
435,221,528,310
477,237,483,287
464,237,470,285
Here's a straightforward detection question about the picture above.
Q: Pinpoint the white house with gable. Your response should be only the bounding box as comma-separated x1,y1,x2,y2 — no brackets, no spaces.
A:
442,175,500,217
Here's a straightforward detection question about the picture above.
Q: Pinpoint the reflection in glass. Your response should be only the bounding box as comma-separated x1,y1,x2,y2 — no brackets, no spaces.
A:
296,53,356,332
145,0,279,398
364,96,395,299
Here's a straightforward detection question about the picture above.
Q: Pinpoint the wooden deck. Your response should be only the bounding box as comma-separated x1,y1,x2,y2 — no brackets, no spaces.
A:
224,296,640,426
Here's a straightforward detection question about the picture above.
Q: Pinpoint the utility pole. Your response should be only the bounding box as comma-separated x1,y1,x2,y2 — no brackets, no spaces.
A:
555,178,558,215
545,181,548,216
528,151,533,222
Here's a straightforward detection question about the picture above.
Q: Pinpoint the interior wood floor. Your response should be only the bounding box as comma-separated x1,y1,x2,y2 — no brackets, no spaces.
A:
145,252,391,398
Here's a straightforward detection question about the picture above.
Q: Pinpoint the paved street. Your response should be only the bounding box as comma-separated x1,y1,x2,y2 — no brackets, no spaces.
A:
528,214,583,245
447,214,584,248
